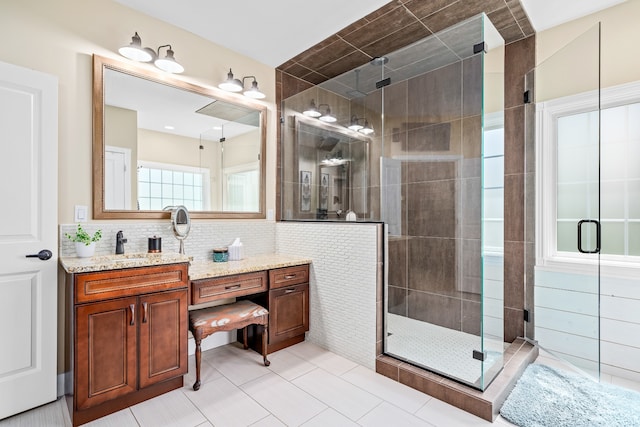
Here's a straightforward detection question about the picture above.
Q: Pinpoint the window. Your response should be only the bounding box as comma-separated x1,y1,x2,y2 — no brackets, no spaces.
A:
538,81,640,269
137,161,210,211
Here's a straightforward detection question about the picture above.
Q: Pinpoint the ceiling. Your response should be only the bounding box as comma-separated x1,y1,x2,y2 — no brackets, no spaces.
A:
114,0,626,68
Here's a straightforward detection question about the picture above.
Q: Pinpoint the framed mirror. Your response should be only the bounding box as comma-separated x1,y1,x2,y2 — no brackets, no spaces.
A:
93,55,267,219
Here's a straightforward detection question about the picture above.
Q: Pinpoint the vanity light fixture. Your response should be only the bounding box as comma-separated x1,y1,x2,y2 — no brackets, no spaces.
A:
318,104,337,123
155,45,184,74
218,68,243,92
348,115,364,131
218,69,266,99
359,119,374,135
303,100,322,118
118,32,184,74
347,116,374,134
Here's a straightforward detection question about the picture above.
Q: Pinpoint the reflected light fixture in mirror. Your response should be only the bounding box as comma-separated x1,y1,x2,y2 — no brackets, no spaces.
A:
318,104,336,123
219,69,265,99
349,117,374,135
303,99,322,118
118,32,184,74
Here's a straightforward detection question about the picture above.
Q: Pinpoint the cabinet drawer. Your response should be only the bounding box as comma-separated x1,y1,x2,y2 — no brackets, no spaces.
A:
75,263,189,304
191,271,267,305
269,264,309,289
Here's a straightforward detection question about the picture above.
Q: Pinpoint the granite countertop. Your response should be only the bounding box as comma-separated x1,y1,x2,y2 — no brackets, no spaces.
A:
189,253,312,280
59,252,192,274
59,252,311,278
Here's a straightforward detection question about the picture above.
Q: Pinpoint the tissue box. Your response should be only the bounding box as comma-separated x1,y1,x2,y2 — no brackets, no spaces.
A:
228,245,243,261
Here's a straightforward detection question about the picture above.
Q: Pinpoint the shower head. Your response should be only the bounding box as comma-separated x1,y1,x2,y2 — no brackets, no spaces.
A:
370,56,389,66
346,69,368,98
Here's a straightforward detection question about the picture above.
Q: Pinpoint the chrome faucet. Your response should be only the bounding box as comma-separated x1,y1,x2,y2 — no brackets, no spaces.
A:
115,230,127,254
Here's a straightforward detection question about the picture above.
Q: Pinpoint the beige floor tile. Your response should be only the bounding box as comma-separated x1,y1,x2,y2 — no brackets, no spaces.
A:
0,397,69,427
130,389,206,427
183,354,223,391
292,367,382,421
184,376,269,426
358,402,435,427
207,345,271,386
340,365,431,413
301,408,359,426
241,372,326,426
267,348,316,381
286,341,358,375
248,415,286,427
84,408,138,427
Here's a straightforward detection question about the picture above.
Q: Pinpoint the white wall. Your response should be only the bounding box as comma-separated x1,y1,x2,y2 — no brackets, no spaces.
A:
0,0,277,224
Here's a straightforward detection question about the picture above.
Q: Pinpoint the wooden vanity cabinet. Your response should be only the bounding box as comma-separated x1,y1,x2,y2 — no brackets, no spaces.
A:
67,263,188,426
267,265,309,351
242,264,310,354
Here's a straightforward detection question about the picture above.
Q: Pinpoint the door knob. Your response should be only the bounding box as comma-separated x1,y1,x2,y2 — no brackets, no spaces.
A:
25,249,53,260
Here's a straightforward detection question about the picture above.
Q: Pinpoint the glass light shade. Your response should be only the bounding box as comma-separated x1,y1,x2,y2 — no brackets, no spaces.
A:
154,49,184,73
244,80,265,99
348,116,363,131
303,100,322,117
359,123,374,135
318,105,336,122
219,69,243,92
303,108,321,117
319,114,337,123
119,32,154,62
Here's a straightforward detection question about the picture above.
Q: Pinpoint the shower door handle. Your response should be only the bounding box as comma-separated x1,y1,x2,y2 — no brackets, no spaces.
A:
577,219,600,254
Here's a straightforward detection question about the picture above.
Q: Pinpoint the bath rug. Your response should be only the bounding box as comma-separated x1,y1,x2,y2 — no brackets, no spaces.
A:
500,363,640,427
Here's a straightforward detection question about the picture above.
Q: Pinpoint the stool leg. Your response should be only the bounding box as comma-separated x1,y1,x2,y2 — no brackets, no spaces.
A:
193,337,202,391
243,326,249,350
262,323,270,366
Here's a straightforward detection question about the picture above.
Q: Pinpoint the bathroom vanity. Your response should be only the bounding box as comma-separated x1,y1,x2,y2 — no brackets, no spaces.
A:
61,253,310,426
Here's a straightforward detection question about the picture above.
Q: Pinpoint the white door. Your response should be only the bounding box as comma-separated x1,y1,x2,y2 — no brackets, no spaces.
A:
104,145,131,209
0,61,58,419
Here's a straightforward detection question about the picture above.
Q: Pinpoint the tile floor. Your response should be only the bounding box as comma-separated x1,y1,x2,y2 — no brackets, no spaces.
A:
0,341,518,426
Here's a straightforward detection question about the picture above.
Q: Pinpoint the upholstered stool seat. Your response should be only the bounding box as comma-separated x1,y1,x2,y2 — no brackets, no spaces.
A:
189,300,270,391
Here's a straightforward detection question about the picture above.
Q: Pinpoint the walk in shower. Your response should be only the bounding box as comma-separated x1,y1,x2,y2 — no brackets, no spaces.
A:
281,14,505,390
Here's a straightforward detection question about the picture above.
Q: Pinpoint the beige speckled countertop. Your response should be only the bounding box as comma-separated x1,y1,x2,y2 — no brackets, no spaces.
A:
59,252,311,279
188,254,311,280
59,252,192,274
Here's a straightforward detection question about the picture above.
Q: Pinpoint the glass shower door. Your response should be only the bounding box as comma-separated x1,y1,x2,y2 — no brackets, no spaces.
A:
533,23,601,378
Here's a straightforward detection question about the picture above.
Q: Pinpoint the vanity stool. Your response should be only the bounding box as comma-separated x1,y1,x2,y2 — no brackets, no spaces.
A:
189,300,270,391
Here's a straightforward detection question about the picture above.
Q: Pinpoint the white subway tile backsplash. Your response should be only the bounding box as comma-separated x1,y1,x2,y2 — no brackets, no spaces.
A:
59,221,276,261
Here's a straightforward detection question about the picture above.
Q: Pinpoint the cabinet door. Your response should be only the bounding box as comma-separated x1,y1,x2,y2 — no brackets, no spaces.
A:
269,283,309,344
76,297,138,410
139,289,188,388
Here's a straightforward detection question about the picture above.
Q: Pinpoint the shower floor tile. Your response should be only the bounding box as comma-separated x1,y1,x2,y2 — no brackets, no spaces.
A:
386,313,504,386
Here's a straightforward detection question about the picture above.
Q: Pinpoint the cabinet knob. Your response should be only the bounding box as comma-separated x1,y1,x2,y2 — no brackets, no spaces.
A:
142,302,148,323
284,274,296,279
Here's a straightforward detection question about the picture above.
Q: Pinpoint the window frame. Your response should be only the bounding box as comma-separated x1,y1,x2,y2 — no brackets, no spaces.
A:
536,80,640,277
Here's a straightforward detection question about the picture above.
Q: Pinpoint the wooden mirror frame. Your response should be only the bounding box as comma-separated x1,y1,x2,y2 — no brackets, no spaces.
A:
92,54,267,220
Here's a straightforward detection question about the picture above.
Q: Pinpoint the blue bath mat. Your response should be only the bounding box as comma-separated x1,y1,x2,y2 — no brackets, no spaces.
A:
500,364,640,427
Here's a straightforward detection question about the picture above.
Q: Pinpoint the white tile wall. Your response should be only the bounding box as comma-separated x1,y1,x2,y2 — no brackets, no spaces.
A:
276,222,379,370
